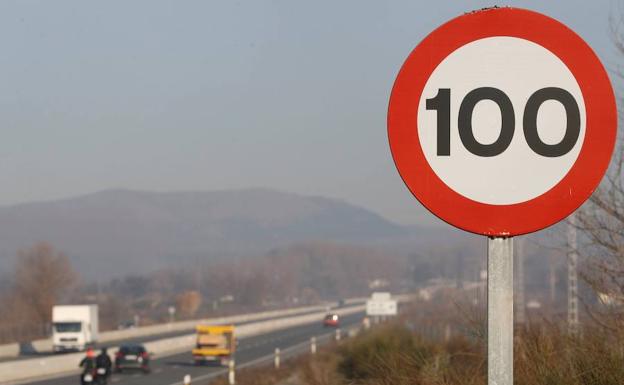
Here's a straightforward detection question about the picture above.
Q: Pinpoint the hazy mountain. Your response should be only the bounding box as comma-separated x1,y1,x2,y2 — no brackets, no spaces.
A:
0,189,461,279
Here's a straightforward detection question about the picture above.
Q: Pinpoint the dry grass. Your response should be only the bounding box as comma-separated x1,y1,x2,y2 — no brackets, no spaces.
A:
209,300,624,385
298,319,624,385
209,352,324,385
515,325,624,385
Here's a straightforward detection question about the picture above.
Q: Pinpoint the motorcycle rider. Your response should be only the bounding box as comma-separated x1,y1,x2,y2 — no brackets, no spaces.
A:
96,348,112,381
79,348,97,372
79,348,97,383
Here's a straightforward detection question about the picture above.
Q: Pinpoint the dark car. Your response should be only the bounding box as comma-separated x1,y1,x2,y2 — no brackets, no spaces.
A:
114,344,151,373
117,320,137,330
323,313,340,327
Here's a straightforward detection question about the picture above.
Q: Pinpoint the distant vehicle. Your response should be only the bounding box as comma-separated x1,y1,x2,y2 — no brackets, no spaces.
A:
52,305,99,352
323,314,340,327
117,320,137,330
114,344,151,373
192,325,236,366
337,299,346,308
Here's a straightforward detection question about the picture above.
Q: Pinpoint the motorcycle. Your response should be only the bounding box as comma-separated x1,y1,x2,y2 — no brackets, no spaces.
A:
96,367,109,384
80,369,96,385
80,368,107,385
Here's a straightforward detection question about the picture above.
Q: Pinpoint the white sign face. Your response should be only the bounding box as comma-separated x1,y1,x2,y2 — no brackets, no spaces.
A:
366,299,398,316
371,292,392,301
418,37,585,205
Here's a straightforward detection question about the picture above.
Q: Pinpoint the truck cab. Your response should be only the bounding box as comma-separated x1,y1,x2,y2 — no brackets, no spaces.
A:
52,305,98,352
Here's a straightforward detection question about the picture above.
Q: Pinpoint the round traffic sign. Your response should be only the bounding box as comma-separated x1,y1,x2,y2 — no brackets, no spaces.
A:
388,7,616,236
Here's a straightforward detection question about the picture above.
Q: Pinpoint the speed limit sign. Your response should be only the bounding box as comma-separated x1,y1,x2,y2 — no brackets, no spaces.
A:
388,7,617,236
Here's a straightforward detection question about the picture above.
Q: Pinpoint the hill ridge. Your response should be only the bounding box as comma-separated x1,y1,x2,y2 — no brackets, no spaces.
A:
0,188,420,279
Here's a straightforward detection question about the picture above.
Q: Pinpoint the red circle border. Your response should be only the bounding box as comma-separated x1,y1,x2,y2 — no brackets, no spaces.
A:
387,7,617,236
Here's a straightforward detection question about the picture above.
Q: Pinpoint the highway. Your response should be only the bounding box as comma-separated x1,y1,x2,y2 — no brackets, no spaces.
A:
2,306,340,363
21,312,365,385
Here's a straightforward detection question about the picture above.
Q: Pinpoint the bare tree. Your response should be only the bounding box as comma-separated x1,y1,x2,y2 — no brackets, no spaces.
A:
12,242,77,334
176,290,202,318
574,7,624,330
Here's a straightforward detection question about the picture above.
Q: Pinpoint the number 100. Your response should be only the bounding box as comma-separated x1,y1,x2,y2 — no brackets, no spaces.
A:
425,87,581,157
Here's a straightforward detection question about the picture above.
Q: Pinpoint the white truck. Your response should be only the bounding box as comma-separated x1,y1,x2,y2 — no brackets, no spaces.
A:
52,305,99,352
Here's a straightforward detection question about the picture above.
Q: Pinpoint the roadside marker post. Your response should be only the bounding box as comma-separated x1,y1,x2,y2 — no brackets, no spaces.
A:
444,323,452,342
362,317,371,330
274,348,280,369
387,7,616,385
228,360,235,385
310,337,317,354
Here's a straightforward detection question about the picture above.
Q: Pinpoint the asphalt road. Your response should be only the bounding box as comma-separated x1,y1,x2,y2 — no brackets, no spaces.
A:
22,312,365,385
4,305,346,363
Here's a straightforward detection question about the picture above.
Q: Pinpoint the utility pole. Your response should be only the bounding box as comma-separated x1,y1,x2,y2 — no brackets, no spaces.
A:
567,214,579,334
549,255,557,306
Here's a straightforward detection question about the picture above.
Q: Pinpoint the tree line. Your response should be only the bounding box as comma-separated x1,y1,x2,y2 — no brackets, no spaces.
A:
0,241,410,344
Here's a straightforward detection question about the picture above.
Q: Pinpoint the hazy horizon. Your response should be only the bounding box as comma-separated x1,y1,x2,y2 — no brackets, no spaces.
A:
0,1,616,226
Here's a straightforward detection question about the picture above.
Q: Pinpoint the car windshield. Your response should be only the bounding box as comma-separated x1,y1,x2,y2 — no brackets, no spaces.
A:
120,345,145,354
54,322,82,333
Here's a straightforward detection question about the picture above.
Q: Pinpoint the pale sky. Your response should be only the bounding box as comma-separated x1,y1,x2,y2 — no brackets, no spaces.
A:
0,1,617,225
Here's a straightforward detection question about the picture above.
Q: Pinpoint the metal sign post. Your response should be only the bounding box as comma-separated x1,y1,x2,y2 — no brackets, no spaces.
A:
488,238,513,385
515,238,526,325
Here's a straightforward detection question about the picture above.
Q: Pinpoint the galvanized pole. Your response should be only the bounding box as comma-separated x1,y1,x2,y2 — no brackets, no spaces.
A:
515,237,526,325
488,237,513,385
